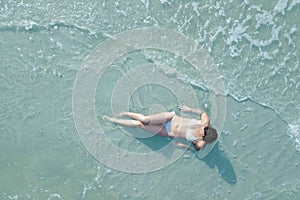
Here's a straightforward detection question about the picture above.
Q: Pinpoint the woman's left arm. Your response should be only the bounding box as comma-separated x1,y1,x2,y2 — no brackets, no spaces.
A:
178,103,210,125
173,142,193,151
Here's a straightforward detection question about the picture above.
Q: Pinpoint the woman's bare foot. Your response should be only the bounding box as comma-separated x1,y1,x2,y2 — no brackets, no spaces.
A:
116,112,129,117
102,115,116,123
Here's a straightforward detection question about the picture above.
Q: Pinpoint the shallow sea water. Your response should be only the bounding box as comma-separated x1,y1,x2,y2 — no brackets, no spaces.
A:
1,0,300,199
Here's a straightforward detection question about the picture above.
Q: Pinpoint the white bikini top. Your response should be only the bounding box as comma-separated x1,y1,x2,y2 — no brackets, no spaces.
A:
186,131,198,142
185,120,202,142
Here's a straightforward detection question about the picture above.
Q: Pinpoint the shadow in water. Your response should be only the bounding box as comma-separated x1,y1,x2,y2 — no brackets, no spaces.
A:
123,126,175,158
198,142,237,185
122,127,236,185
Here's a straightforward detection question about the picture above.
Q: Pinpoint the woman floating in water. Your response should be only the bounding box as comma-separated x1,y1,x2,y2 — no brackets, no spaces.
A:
103,103,218,151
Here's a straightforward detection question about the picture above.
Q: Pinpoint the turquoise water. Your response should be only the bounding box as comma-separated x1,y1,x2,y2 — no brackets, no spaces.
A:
1,0,300,199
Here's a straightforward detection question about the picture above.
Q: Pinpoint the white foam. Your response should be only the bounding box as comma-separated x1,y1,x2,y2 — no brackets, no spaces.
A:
288,123,300,153
82,182,94,199
23,20,37,30
243,25,280,47
227,23,247,45
159,0,170,4
233,140,238,148
287,0,300,10
274,0,289,14
140,0,149,9
191,2,200,16
8,195,18,200
48,194,62,200
255,10,274,28
240,124,248,131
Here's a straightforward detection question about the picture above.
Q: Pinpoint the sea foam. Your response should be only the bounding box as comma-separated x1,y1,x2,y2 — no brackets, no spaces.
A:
288,123,300,153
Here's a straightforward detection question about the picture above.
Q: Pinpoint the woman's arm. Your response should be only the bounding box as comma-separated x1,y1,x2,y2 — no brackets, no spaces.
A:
178,103,204,115
173,141,193,151
178,103,209,120
189,107,205,115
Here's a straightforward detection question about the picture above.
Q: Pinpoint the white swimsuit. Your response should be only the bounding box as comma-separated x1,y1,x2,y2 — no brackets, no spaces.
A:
185,120,202,142
185,131,198,142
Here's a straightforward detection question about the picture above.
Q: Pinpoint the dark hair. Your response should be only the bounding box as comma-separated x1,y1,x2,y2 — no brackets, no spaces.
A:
204,126,218,143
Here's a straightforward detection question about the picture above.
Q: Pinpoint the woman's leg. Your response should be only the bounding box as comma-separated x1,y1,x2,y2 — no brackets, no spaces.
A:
102,116,142,127
102,116,168,137
119,111,175,125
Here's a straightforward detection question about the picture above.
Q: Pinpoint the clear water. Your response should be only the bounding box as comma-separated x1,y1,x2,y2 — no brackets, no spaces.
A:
1,0,300,199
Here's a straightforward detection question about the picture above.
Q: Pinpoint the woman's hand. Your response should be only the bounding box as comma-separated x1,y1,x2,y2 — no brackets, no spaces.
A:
178,103,192,112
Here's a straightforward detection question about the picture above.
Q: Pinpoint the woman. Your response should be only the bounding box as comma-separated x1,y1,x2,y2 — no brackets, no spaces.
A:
103,104,218,151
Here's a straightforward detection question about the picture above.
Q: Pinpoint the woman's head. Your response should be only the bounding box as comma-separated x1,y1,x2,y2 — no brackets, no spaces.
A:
203,126,218,143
